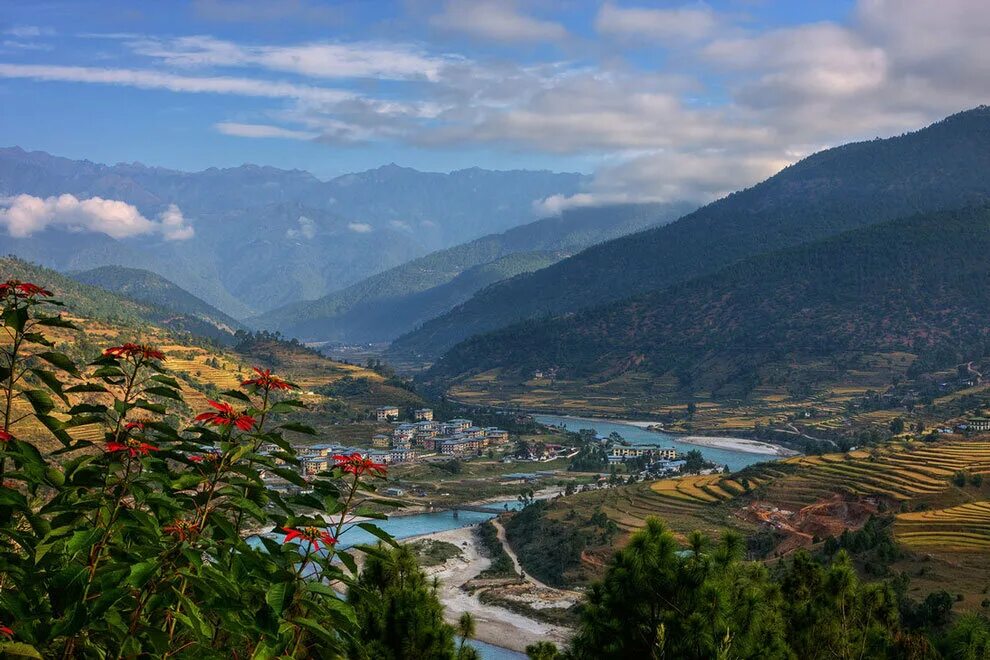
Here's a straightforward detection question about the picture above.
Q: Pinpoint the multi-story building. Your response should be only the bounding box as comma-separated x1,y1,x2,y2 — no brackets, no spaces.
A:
372,434,390,448
485,428,509,444
376,406,400,422
608,445,677,463
414,408,434,421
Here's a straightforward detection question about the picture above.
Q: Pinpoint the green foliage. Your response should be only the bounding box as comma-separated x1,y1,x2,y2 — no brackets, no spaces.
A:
504,501,588,587
347,544,471,660
0,278,393,657
475,521,517,579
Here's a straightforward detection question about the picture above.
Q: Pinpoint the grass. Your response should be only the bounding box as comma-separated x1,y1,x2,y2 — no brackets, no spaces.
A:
406,539,463,567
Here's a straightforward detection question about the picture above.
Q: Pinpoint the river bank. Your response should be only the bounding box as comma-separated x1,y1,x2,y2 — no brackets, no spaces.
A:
533,414,795,471
413,524,573,654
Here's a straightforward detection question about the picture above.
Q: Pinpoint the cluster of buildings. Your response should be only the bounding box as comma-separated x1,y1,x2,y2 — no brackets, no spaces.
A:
373,408,510,457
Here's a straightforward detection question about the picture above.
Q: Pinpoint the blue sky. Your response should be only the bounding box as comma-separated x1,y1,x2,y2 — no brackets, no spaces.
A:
0,0,986,207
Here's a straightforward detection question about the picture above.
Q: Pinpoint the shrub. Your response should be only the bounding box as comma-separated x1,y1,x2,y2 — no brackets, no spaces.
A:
0,279,392,657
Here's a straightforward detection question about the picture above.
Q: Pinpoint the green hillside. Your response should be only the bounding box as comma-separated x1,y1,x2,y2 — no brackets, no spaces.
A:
426,205,990,398
253,202,690,342
71,265,245,336
389,107,990,363
0,257,235,344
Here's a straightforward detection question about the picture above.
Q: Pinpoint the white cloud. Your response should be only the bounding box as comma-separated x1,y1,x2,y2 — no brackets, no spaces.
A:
126,35,455,82
0,63,355,103
215,121,317,140
286,215,316,240
429,0,567,43
0,194,194,241
389,220,412,231
595,3,719,42
3,26,53,38
347,222,373,233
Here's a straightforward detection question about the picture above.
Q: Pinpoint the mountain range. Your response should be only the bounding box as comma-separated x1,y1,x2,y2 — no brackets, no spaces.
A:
0,147,585,317
426,204,990,397
388,107,990,365
252,202,693,343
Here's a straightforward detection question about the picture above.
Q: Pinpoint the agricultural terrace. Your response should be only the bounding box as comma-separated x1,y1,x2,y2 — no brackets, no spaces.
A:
895,501,990,552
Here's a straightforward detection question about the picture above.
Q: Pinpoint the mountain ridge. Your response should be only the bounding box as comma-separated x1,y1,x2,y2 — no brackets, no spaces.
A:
252,202,693,343
387,106,990,363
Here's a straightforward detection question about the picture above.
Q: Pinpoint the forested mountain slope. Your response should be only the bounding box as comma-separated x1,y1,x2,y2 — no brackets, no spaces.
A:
70,265,244,335
255,202,690,342
0,257,238,343
389,107,990,362
426,205,990,398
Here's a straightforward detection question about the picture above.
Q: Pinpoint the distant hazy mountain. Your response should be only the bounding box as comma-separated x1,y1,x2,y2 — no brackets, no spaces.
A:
253,202,692,343
70,265,244,340
0,257,237,344
425,205,990,398
389,107,990,363
0,147,585,316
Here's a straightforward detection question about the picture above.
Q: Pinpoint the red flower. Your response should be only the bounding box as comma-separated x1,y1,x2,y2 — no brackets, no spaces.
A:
189,452,220,465
0,430,11,443
195,400,256,431
332,452,387,478
125,421,148,431
103,343,166,362
0,280,52,298
242,367,295,391
0,624,11,639
163,519,199,541
282,526,336,552
106,438,159,457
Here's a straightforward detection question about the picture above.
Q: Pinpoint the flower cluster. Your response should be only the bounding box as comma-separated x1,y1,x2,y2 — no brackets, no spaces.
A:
103,343,167,362
194,400,256,431
332,452,387,478
0,429,11,443
242,367,295,391
106,438,159,457
282,526,337,552
0,279,52,299
163,519,200,541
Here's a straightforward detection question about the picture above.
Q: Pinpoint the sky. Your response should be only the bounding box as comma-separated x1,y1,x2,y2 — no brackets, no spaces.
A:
1,0,989,210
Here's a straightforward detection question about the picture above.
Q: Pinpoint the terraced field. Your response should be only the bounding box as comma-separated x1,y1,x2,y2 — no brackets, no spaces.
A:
895,501,990,551
590,482,757,541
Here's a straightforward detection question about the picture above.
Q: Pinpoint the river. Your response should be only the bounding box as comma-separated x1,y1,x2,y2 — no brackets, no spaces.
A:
534,413,782,472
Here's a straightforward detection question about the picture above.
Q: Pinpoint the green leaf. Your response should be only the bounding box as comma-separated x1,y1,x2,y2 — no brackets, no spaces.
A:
268,400,305,414
144,386,183,401
35,314,79,329
36,351,80,376
126,560,159,589
21,332,53,347
356,522,397,547
64,383,109,393
221,389,252,403
150,374,182,389
0,642,43,658
279,422,317,436
30,369,67,403
21,389,54,416
266,581,295,615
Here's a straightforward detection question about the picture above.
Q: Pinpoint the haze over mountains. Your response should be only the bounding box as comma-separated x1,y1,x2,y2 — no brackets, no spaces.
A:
389,107,990,365
0,146,585,317
252,202,694,343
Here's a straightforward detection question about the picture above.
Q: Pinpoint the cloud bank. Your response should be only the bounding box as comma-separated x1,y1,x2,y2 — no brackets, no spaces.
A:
0,194,194,241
